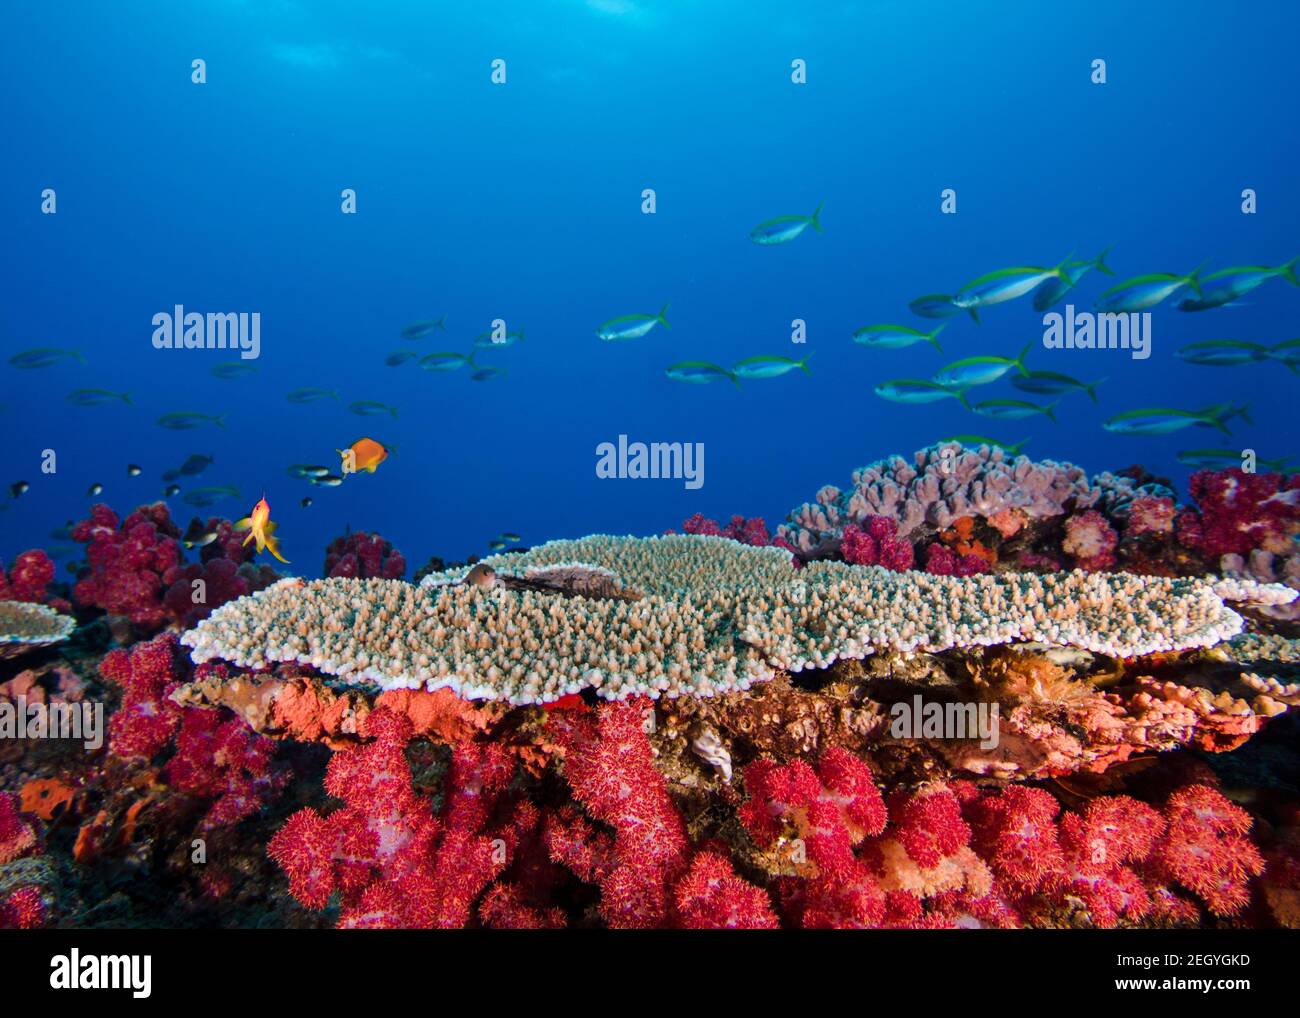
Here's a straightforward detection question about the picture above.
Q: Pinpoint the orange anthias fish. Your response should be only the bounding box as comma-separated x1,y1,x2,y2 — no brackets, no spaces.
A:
235,495,289,563
338,437,388,476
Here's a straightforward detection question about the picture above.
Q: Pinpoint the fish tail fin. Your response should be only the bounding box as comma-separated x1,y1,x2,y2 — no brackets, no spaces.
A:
955,388,971,411
121,392,133,405
1054,250,1076,273
1015,342,1031,375
810,203,824,233
1045,401,1059,423
730,372,742,389
389,407,399,419
1186,259,1210,295
437,316,447,330
968,306,980,324
928,323,946,350
657,303,670,328
215,415,227,429
235,517,252,532
74,350,87,364
467,351,477,369
1282,256,1300,287
1237,402,1254,426
799,355,812,376
1093,246,1115,275
1010,440,1028,456
328,390,339,400
517,328,525,342
1086,378,1106,403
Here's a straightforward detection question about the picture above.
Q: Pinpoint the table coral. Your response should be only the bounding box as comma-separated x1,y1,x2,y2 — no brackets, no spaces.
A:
182,534,1271,704
0,601,76,659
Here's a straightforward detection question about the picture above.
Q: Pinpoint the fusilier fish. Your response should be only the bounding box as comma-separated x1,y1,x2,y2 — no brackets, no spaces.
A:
471,367,506,382
210,362,258,379
66,389,132,406
157,412,226,430
1096,267,1203,313
970,398,1058,422
9,348,85,369
749,203,823,245
183,485,240,507
933,344,1031,388
400,317,447,339
908,294,972,321
286,388,339,403
1032,248,1114,311
1176,448,1293,471
665,361,737,386
385,351,417,366
852,323,946,351
874,379,970,407
350,400,399,418
1103,403,1249,436
943,435,1028,456
731,355,811,379
952,260,1071,311
419,351,476,371
1176,258,1298,311
1175,340,1271,367
597,304,670,342
1010,370,1105,403
474,328,525,348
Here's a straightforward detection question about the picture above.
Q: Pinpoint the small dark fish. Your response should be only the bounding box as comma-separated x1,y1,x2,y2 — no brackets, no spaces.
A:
288,464,332,479
182,517,220,550
310,474,344,487
386,351,417,366
66,388,132,406
127,464,142,477
420,351,476,372
500,532,521,543
177,454,214,477
10,481,29,498
301,497,313,508
164,484,182,497
87,483,103,497
488,539,507,551
210,362,258,380
50,523,74,541
471,367,506,382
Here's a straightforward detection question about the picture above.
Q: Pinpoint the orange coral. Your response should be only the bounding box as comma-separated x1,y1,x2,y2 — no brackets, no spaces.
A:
19,778,75,821
939,516,997,567
373,688,504,744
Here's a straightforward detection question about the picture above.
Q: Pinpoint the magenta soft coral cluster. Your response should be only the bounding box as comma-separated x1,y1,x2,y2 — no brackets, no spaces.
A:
923,544,988,576
1062,509,1119,571
99,634,286,829
268,707,532,928
73,503,182,630
0,549,57,604
323,531,406,579
1176,467,1300,558
840,516,915,570
73,503,272,630
679,512,794,551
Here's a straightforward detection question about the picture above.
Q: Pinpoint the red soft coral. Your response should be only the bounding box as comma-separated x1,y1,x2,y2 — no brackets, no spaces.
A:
1148,784,1264,917
324,531,406,579
71,503,183,630
0,549,56,603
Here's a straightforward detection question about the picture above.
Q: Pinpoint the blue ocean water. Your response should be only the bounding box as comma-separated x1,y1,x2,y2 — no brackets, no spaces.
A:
2,1,1297,573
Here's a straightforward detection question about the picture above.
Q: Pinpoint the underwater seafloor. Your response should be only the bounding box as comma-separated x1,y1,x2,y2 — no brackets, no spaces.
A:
1,439,1298,930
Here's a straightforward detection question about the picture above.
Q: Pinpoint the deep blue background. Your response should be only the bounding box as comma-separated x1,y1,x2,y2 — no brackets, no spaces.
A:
2,0,1297,574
